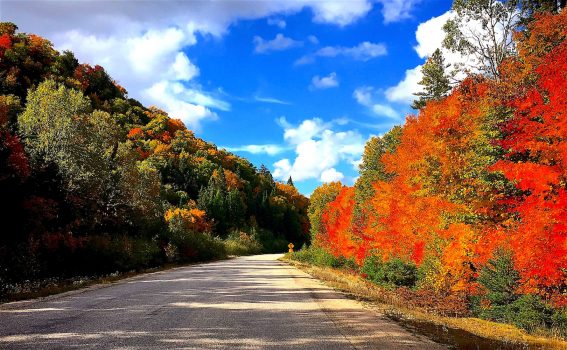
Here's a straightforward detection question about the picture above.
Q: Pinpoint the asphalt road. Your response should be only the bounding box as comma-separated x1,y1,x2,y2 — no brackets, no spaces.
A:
0,254,446,349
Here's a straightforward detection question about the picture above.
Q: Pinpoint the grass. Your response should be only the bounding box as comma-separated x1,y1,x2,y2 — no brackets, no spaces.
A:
282,256,567,350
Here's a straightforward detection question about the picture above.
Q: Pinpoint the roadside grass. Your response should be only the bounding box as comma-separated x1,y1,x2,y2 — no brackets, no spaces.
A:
282,257,567,350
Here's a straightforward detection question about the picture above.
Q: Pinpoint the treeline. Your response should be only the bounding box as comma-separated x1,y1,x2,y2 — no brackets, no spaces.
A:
302,7,566,333
0,23,309,297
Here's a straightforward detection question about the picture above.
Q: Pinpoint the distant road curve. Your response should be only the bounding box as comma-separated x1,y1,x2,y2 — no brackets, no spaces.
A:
0,254,445,349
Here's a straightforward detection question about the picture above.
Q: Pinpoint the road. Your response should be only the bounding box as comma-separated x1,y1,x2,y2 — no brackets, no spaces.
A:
0,254,445,349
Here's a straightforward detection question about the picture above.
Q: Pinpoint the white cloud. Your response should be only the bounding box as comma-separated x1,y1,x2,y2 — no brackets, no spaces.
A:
307,35,319,45
371,104,400,119
3,0,377,131
273,118,365,182
309,0,373,26
226,144,287,156
253,33,303,54
320,168,345,183
297,41,387,65
414,11,453,59
353,86,401,120
377,0,422,24
353,86,374,106
385,65,423,104
267,17,286,29
144,81,219,130
310,72,339,90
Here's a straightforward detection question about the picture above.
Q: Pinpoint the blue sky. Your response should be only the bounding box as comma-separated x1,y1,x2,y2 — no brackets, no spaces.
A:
2,0,455,195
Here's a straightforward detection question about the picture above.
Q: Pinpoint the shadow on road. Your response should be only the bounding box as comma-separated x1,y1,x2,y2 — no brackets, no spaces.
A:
0,255,443,349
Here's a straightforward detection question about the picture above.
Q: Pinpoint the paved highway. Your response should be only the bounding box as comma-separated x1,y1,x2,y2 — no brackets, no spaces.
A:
0,254,445,349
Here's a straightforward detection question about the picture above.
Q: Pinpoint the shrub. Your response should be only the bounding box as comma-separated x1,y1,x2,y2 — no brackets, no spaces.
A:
163,212,227,263
361,255,418,288
506,295,553,331
472,249,559,332
477,249,520,306
551,308,567,337
290,245,356,269
224,231,262,256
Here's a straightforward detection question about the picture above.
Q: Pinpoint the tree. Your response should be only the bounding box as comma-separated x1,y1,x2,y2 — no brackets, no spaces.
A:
308,182,342,242
412,49,452,110
443,0,523,78
287,176,295,187
522,0,566,17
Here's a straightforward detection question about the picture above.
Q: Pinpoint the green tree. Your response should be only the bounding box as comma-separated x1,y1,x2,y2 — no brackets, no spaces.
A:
477,249,520,306
287,176,295,187
198,167,229,235
412,49,452,110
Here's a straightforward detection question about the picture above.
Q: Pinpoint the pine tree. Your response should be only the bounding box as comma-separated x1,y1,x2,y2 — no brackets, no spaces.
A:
287,176,295,187
412,49,451,110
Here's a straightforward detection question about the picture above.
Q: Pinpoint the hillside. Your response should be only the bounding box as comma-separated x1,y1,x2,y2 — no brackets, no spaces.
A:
0,22,309,297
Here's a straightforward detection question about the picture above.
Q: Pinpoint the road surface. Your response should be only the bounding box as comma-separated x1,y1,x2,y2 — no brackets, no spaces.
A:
0,254,445,349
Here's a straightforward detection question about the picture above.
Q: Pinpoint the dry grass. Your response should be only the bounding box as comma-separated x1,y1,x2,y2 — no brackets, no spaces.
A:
283,258,567,350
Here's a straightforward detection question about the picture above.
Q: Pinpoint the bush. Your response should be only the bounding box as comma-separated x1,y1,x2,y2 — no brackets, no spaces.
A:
471,249,560,332
551,308,567,337
224,231,262,256
361,255,418,288
290,245,356,269
477,249,520,306
164,215,227,263
507,295,553,331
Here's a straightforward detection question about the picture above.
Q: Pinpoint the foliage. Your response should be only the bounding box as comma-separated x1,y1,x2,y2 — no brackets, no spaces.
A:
290,245,356,269
223,231,262,256
307,9,567,333
0,23,309,296
361,255,418,288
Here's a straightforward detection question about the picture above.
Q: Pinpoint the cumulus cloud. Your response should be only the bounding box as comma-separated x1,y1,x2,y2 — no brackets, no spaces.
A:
296,41,387,65
3,0,378,130
272,117,365,182
385,65,423,104
414,11,453,59
145,81,219,130
310,72,339,90
253,33,303,54
320,168,345,183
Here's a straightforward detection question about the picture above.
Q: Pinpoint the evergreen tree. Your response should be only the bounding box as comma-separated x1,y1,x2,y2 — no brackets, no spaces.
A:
287,176,295,187
412,49,451,110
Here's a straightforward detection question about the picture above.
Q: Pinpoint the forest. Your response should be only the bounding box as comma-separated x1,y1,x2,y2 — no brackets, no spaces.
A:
0,22,309,298
299,4,567,333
